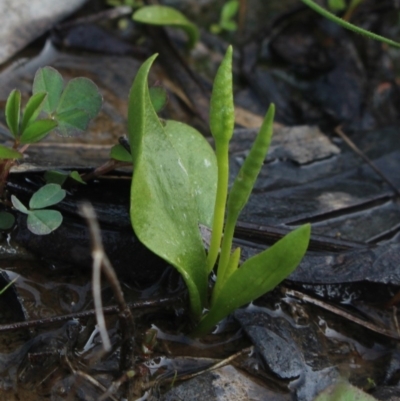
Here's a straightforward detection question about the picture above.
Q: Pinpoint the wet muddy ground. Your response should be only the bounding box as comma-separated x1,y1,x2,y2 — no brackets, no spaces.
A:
1,0,400,400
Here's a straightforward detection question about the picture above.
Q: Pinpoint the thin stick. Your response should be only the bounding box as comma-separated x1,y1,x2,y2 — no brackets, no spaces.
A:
335,126,400,197
79,203,135,348
142,346,254,391
0,295,180,333
283,288,400,340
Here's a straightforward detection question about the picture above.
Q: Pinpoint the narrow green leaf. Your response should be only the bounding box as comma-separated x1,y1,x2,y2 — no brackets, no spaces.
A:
221,0,239,22
194,224,311,336
133,5,199,49
128,54,207,318
32,67,64,113
110,144,132,163
20,119,58,144
0,212,15,230
164,120,217,227
301,0,400,48
227,104,275,217
29,183,66,209
21,92,47,134
5,89,21,138
69,171,86,184
209,45,234,143
27,209,63,235
56,77,102,119
0,145,22,160
11,195,29,214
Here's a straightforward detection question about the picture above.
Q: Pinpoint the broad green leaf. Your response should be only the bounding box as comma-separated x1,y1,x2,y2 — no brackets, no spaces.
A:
29,184,66,209
5,89,21,138
194,224,311,336
54,109,91,136
164,120,217,227
56,77,102,119
11,195,28,214
33,67,64,113
20,119,58,144
128,54,207,318
221,0,239,22
209,45,234,143
133,6,199,49
0,212,15,230
27,209,63,235
110,144,132,163
149,86,167,112
314,381,377,401
21,92,47,134
0,145,22,160
44,170,68,185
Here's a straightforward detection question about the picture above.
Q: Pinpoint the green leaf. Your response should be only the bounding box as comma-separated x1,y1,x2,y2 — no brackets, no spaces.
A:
56,77,102,119
29,183,66,209
19,119,58,144
54,109,91,136
27,209,63,235
221,0,239,22
128,54,207,318
44,170,68,185
314,381,378,401
33,67,64,114
327,0,346,12
164,120,217,227
209,45,234,143
149,86,167,112
110,144,132,163
221,20,237,31
11,195,29,214
54,77,102,136
133,5,199,49
0,145,22,160
69,171,86,184
194,224,311,336
0,212,15,230
21,92,47,134
5,89,21,138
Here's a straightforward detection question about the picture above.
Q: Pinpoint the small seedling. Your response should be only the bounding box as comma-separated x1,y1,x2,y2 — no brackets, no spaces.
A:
0,66,102,199
210,0,239,34
128,47,310,336
11,183,66,235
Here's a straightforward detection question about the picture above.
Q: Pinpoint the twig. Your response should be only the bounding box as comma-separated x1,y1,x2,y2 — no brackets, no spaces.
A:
0,295,181,333
283,288,400,340
335,126,400,197
79,202,136,395
142,346,254,391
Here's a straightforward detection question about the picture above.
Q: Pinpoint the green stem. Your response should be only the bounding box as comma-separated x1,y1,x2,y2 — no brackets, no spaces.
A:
206,141,230,273
211,212,239,304
301,0,400,48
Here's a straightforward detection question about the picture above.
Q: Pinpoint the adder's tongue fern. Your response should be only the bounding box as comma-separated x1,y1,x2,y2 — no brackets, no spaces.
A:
206,45,235,274
212,104,275,303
